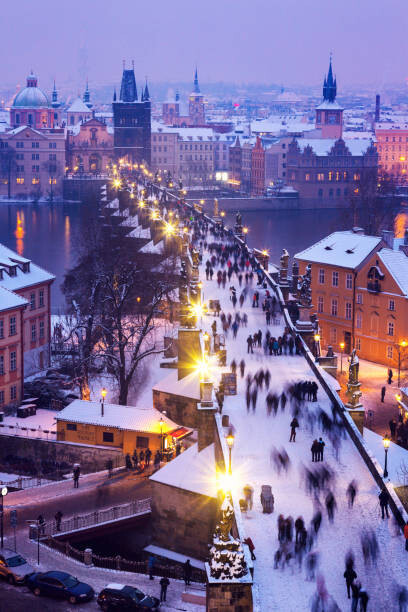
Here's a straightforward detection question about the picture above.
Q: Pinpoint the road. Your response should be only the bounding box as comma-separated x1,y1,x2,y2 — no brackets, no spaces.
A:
0,582,97,612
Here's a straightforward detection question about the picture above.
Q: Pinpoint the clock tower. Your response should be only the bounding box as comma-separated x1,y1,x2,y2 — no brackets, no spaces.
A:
315,58,343,139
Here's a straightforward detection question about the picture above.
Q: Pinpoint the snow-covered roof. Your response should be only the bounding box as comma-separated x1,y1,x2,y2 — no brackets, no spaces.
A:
251,118,314,136
0,286,28,312
150,443,217,498
315,100,344,111
153,369,201,400
377,248,408,296
295,231,383,269
57,399,182,434
151,121,215,141
296,137,373,157
128,226,151,240
139,239,164,254
0,242,55,291
67,97,91,113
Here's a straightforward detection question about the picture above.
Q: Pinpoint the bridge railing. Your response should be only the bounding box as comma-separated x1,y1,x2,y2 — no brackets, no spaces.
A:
40,497,151,536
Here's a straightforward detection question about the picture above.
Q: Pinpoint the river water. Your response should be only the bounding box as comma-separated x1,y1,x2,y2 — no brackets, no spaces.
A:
0,202,406,312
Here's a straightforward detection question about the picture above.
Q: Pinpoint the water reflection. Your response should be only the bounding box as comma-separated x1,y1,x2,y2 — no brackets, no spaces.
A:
14,211,25,256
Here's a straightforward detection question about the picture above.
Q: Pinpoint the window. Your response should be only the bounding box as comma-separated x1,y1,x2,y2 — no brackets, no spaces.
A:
0,391,4,406
39,320,44,339
31,323,36,342
356,293,363,305
356,312,362,329
67,423,77,431
330,328,337,343
30,293,35,310
318,188,323,197
387,346,393,359
388,321,394,336
0,320,3,339
328,171,333,181
10,385,16,401
16,165,24,173
10,351,16,372
346,274,353,289
16,142,24,148
16,154,24,160
32,153,39,160
136,436,149,448
32,165,39,173
389,299,395,311
356,338,361,350
49,142,56,149
16,178,24,184
332,271,339,287
305,173,310,181
331,299,338,316
318,268,325,284
0,356,4,375
345,302,352,320
317,173,324,181
32,142,39,149
103,432,114,443
9,317,16,336
317,296,324,313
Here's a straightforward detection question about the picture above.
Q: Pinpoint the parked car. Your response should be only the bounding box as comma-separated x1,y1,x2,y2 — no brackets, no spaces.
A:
27,571,94,604
0,549,35,584
97,583,160,611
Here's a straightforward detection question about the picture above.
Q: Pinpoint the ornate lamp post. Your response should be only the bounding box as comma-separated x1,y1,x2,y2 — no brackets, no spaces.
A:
101,388,107,417
226,431,235,475
314,334,321,360
1,486,8,548
339,342,345,374
243,226,248,244
159,417,164,453
383,434,390,479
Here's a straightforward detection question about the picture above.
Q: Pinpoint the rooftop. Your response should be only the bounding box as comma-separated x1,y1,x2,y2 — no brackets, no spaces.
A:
56,399,182,434
296,137,374,157
153,369,201,401
377,248,408,296
0,286,28,312
295,230,383,269
0,242,55,291
67,97,91,114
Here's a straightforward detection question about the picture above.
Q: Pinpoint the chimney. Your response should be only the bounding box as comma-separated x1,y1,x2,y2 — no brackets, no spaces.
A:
375,94,380,123
352,227,364,235
381,229,394,249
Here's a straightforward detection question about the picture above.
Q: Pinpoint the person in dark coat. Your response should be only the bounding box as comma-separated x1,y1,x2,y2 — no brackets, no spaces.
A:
132,450,138,469
73,465,80,488
359,587,369,612
54,510,63,532
346,480,358,508
379,489,390,519
388,368,393,384
389,418,397,439
351,580,361,612
247,335,254,354
145,448,152,466
244,537,256,560
381,386,386,402
160,577,170,602
37,515,45,535
183,559,192,586
148,554,156,580
289,417,299,442
295,516,305,543
317,437,325,461
344,565,357,599
125,454,132,470
311,440,319,462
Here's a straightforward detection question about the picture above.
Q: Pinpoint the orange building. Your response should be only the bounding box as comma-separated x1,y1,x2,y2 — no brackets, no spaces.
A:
0,287,27,409
375,123,408,181
296,229,408,367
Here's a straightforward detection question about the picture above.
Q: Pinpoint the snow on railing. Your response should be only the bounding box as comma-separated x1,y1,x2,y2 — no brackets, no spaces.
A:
0,422,56,440
40,497,151,537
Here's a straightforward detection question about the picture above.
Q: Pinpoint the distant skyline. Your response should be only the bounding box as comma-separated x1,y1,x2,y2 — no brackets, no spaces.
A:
2,0,408,92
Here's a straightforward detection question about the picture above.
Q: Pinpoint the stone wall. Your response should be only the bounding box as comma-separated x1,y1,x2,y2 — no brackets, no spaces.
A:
0,434,124,474
150,480,218,560
153,389,199,429
206,581,253,612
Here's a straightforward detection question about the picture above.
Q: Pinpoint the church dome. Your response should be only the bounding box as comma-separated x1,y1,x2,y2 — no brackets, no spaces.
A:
12,73,49,108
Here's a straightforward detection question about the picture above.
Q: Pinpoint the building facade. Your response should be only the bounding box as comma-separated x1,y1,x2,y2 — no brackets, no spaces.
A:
162,70,206,128
375,123,408,181
10,72,61,130
66,117,114,175
0,243,55,375
112,65,151,165
66,97,93,127
250,136,265,196
0,287,27,410
0,125,66,199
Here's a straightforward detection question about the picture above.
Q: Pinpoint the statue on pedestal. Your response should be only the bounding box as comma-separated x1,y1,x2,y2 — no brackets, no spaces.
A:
345,348,363,410
208,494,247,580
348,349,359,385
235,211,242,227
214,198,219,218
298,264,312,307
279,248,289,284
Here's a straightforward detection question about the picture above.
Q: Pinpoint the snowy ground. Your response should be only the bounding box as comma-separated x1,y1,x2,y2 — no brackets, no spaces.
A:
364,427,408,488
1,409,57,439
199,240,408,611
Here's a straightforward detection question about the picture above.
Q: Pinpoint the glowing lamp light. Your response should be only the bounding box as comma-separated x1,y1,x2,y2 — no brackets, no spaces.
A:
101,388,107,399
182,189,187,195
401,340,408,348
226,432,235,449
262,249,268,256
138,201,145,208
200,199,205,204
243,227,249,235
1,486,8,497
314,334,320,342
130,193,134,199
164,222,175,236
220,211,225,218
203,332,209,342
396,393,402,402
183,226,189,234
112,178,121,189
340,342,345,350
383,435,390,450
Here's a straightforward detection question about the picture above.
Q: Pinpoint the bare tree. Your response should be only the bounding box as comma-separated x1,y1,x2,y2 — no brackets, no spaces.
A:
0,147,16,199
348,168,399,235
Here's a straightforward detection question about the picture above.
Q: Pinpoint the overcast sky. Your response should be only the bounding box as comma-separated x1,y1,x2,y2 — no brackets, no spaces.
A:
2,0,407,90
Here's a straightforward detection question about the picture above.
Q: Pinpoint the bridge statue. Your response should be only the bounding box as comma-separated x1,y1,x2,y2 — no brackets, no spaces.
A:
298,264,312,307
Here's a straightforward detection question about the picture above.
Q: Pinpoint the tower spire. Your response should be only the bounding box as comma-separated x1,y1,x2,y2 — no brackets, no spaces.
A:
83,77,91,107
144,76,150,101
193,66,200,94
323,55,337,102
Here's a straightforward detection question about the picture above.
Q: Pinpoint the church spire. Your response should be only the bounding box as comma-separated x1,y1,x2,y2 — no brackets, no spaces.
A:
322,56,337,102
193,67,200,94
83,78,92,108
119,62,138,102
143,78,150,101
52,80,58,104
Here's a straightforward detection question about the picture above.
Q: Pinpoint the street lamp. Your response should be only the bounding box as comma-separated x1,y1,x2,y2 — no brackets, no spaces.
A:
101,388,107,417
383,434,390,479
226,431,235,475
397,340,407,387
339,342,345,374
1,486,8,548
314,334,321,360
243,226,248,243
159,417,164,453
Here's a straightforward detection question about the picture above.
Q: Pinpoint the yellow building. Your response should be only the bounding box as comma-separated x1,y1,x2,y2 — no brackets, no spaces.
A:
56,399,191,455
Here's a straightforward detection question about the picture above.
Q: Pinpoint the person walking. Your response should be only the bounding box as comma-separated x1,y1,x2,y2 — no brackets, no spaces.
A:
160,576,170,602
359,586,369,612
344,565,357,599
240,359,245,378
311,440,319,462
54,510,63,532
244,537,256,560
346,480,358,508
295,516,305,544
145,447,152,466
183,559,192,586
379,489,390,519
125,453,132,470
351,581,361,612
388,368,393,385
317,437,326,461
37,514,45,535
404,521,408,551
289,417,299,442
381,386,386,402
325,491,337,523
148,554,156,580
389,418,397,439
73,464,80,488
247,335,254,354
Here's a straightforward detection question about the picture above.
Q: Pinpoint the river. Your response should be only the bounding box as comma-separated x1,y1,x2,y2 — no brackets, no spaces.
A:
0,201,406,312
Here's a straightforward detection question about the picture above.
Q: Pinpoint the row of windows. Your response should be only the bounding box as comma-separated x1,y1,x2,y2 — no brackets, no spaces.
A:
378,136,408,143
0,386,17,406
0,316,17,338
180,155,211,161
14,178,57,185
30,289,45,310
305,171,360,182
65,424,149,447
14,153,57,161
317,297,352,319
0,351,17,375
318,269,353,289
326,330,397,361
31,320,45,342
179,143,213,151
15,142,58,149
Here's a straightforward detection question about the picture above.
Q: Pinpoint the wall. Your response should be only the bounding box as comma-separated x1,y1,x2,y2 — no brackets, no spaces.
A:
16,281,52,375
150,480,218,560
153,389,199,429
0,306,24,409
206,581,253,612
0,433,124,474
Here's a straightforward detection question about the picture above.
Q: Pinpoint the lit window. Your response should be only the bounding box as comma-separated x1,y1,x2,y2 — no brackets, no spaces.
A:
305,173,310,181
328,171,333,181
32,178,40,184
16,178,24,184
317,173,324,181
